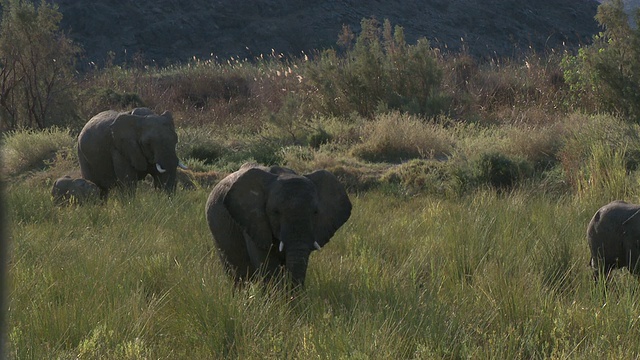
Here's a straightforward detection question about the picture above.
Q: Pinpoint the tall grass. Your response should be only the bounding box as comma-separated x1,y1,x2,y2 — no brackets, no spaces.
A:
2,128,75,177
7,6,640,357
8,181,640,358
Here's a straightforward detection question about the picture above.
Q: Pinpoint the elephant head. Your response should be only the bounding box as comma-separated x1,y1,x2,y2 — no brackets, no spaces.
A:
206,164,352,288
110,110,185,193
78,108,188,199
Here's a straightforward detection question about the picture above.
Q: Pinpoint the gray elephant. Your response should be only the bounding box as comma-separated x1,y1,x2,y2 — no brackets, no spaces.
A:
77,107,187,199
205,163,352,288
51,176,100,206
587,200,640,280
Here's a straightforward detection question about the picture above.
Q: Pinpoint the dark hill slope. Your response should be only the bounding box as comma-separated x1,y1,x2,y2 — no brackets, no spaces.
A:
53,0,601,66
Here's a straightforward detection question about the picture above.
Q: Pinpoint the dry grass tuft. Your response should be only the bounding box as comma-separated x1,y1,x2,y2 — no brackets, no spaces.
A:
351,112,453,163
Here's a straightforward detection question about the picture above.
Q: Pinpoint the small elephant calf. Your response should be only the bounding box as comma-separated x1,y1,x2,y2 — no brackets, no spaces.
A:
587,200,640,280
51,176,101,206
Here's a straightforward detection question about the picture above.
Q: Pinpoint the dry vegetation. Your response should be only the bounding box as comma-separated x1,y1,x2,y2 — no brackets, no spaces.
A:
6,0,640,358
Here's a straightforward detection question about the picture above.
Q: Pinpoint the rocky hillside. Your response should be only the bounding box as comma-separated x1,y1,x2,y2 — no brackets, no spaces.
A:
52,0,602,66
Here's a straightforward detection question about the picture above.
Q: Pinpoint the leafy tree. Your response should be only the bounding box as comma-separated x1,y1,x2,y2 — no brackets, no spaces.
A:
562,0,640,121
306,18,445,118
0,0,80,129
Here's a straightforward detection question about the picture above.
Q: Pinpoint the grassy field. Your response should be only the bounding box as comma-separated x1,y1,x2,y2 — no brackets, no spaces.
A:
5,2,640,357
7,179,640,358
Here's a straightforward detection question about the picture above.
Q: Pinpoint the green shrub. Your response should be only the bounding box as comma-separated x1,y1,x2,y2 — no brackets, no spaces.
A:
0,0,80,129
562,0,640,120
2,127,75,176
159,69,251,109
261,94,313,144
306,18,445,118
187,145,222,164
245,140,284,165
78,87,145,114
177,127,225,164
576,143,635,200
473,152,533,191
351,112,453,163
558,113,640,190
381,159,453,196
501,123,563,170
307,127,333,149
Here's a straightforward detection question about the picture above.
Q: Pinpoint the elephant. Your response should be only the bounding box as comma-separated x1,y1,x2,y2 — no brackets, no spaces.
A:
51,175,100,206
587,200,640,280
205,163,352,288
77,107,187,199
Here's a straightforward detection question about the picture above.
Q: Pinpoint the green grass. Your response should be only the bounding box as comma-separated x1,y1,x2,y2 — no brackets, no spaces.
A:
8,181,640,358
7,5,640,357
2,128,76,177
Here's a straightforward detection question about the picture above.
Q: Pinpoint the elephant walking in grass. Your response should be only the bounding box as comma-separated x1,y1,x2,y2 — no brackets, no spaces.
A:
587,200,640,280
51,176,100,206
77,108,187,199
205,163,352,288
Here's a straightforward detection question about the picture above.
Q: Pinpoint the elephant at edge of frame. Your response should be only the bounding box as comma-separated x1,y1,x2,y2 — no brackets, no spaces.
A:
77,107,187,199
205,163,352,288
51,175,101,206
587,200,640,281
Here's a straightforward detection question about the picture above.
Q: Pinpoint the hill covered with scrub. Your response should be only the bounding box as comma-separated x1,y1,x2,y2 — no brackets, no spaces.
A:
9,0,640,358
51,0,602,66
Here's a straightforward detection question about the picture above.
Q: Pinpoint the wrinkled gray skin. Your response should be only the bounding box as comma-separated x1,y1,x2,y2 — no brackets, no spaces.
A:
77,108,184,199
587,200,640,280
51,176,100,206
205,163,352,288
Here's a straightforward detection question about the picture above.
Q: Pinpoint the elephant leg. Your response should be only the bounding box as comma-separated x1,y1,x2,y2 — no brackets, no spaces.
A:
244,235,283,283
208,203,255,282
112,152,139,194
78,160,110,200
627,247,640,276
591,254,617,283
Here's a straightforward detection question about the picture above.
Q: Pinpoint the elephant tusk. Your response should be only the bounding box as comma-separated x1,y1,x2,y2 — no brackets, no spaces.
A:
156,163,167,174
178,161,188,170
314,241,322,251
279,241,284,252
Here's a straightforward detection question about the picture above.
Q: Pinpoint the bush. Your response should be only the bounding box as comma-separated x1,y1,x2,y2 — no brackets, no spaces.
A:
351,112,453,163
472,152,533,191
176,127,225,165
2,127,75,176
158,69,251,109
78,87,145,116
0,0,80,129
381,159,452,196
576,143,633,200
307,127,333,149
306,18,445,118
562,0,640,120
558,113,640,190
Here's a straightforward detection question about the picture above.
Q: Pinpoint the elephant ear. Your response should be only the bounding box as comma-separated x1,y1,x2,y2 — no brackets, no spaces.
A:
305,170,352,248
225,167,278,250
110,114,148,172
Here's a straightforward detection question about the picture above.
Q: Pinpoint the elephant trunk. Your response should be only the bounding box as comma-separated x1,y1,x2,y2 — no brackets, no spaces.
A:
285,248,311,288
153,150,179,193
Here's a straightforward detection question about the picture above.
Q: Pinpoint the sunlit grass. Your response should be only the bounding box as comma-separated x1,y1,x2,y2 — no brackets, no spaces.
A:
2,128,75,177
8,182,640,358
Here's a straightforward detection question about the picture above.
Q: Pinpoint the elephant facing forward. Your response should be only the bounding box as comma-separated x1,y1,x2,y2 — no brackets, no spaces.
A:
205,163,352,288
77,107,186,199
587,200,640,280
